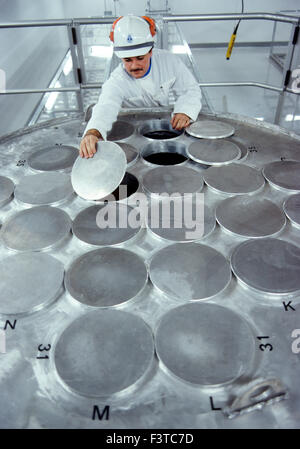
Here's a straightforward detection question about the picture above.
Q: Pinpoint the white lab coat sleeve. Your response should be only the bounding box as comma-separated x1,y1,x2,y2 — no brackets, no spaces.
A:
171,56,202,122
83,73,126,140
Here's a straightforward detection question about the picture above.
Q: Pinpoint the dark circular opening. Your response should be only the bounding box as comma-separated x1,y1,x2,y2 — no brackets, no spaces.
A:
99,172,139,202
141,141,188,166
139,119,183,140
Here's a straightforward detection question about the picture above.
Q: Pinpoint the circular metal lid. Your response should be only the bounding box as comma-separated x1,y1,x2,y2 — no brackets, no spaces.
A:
115,142,139,167
155,303,255,386
263,161,300,193
203,163,265,195
149,242,231,300
28,145,78,172
71,142,127,200
142,166,203,198
185,120,235,139
231,238,300,295
147,204,215,242
54,310,154,397
216,196,286,238
187,139,241,165
72,203,141,246
14,172,74,206
107,120,135,141
283,193,300,228
65,247,148,307
0,176,14,207
0,253,64,316
1,206,71,252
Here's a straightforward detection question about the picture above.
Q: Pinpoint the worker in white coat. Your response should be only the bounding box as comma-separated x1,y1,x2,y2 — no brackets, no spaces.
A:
80,15,202,158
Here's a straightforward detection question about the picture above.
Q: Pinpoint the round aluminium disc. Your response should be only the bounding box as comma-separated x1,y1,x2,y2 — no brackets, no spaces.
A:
28,145,78,172
72,203,141,246
283,194,300,228
0,176,14,207
71,142,127,200
1,206,71,252
149,243,231,301
0,253,64,316
116,142,139,167
107,120,135,141
147,204,215,242
231,238,300,295
203,163,265,195
142,166,203,198
216,196,286,238
230,138,249,162
263,161,300,193
155,303,255,386
185,120,235,139
14,172,74,206
65,247,148,307
187,139,241,165
54,310,154,397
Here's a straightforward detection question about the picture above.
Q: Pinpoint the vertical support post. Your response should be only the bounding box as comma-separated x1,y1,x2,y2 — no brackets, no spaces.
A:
274,22,299,125
67,24,84,112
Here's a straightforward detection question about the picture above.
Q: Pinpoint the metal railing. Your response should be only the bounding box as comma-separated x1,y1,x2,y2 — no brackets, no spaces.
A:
0,12,299,125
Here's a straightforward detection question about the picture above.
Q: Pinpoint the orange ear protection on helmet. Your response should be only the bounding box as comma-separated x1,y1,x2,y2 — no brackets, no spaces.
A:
109,15,156,42
141,16,156,37
109,16,123,42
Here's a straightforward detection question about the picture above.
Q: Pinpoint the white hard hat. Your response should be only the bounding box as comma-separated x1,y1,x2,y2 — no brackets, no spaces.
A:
110,15,156,58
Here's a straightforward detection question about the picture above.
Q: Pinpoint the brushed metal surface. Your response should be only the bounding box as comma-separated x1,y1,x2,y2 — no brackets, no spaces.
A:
0,205,72,251
1,111,300,429
28,145,78,172
203,163,265,195
142,165,203,198
14,172,74,206
65,247,148,307
155,302,256,386
54,310,154,397
283,193,300,228
0,175,14,207
186,119,235,139
71,141,127,200
0,253,64,316
263,161,300,193
216,196,286,238
115,142,139,168
147,204,215,242
149,242,231,300
72,203,141,246
187,139,241,165
231,238,300,295
106,120,135,141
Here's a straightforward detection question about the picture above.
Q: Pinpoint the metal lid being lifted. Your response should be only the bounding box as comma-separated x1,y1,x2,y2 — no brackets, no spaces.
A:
71,141,127,200
185,119,235,139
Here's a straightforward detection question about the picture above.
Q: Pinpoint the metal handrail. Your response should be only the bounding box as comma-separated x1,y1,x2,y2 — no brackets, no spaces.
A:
2,81,295,96
1,12,299,127
0,12,299,28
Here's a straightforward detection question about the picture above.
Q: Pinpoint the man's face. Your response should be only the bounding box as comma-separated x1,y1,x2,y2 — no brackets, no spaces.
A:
122,49,152,79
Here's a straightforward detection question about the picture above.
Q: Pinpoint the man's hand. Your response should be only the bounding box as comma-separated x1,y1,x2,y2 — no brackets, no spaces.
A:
171,113,191,130
79,134,99,158
79,129,103,158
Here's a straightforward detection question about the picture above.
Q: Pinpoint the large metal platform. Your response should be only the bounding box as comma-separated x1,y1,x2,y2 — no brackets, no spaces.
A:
0,109,300,429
